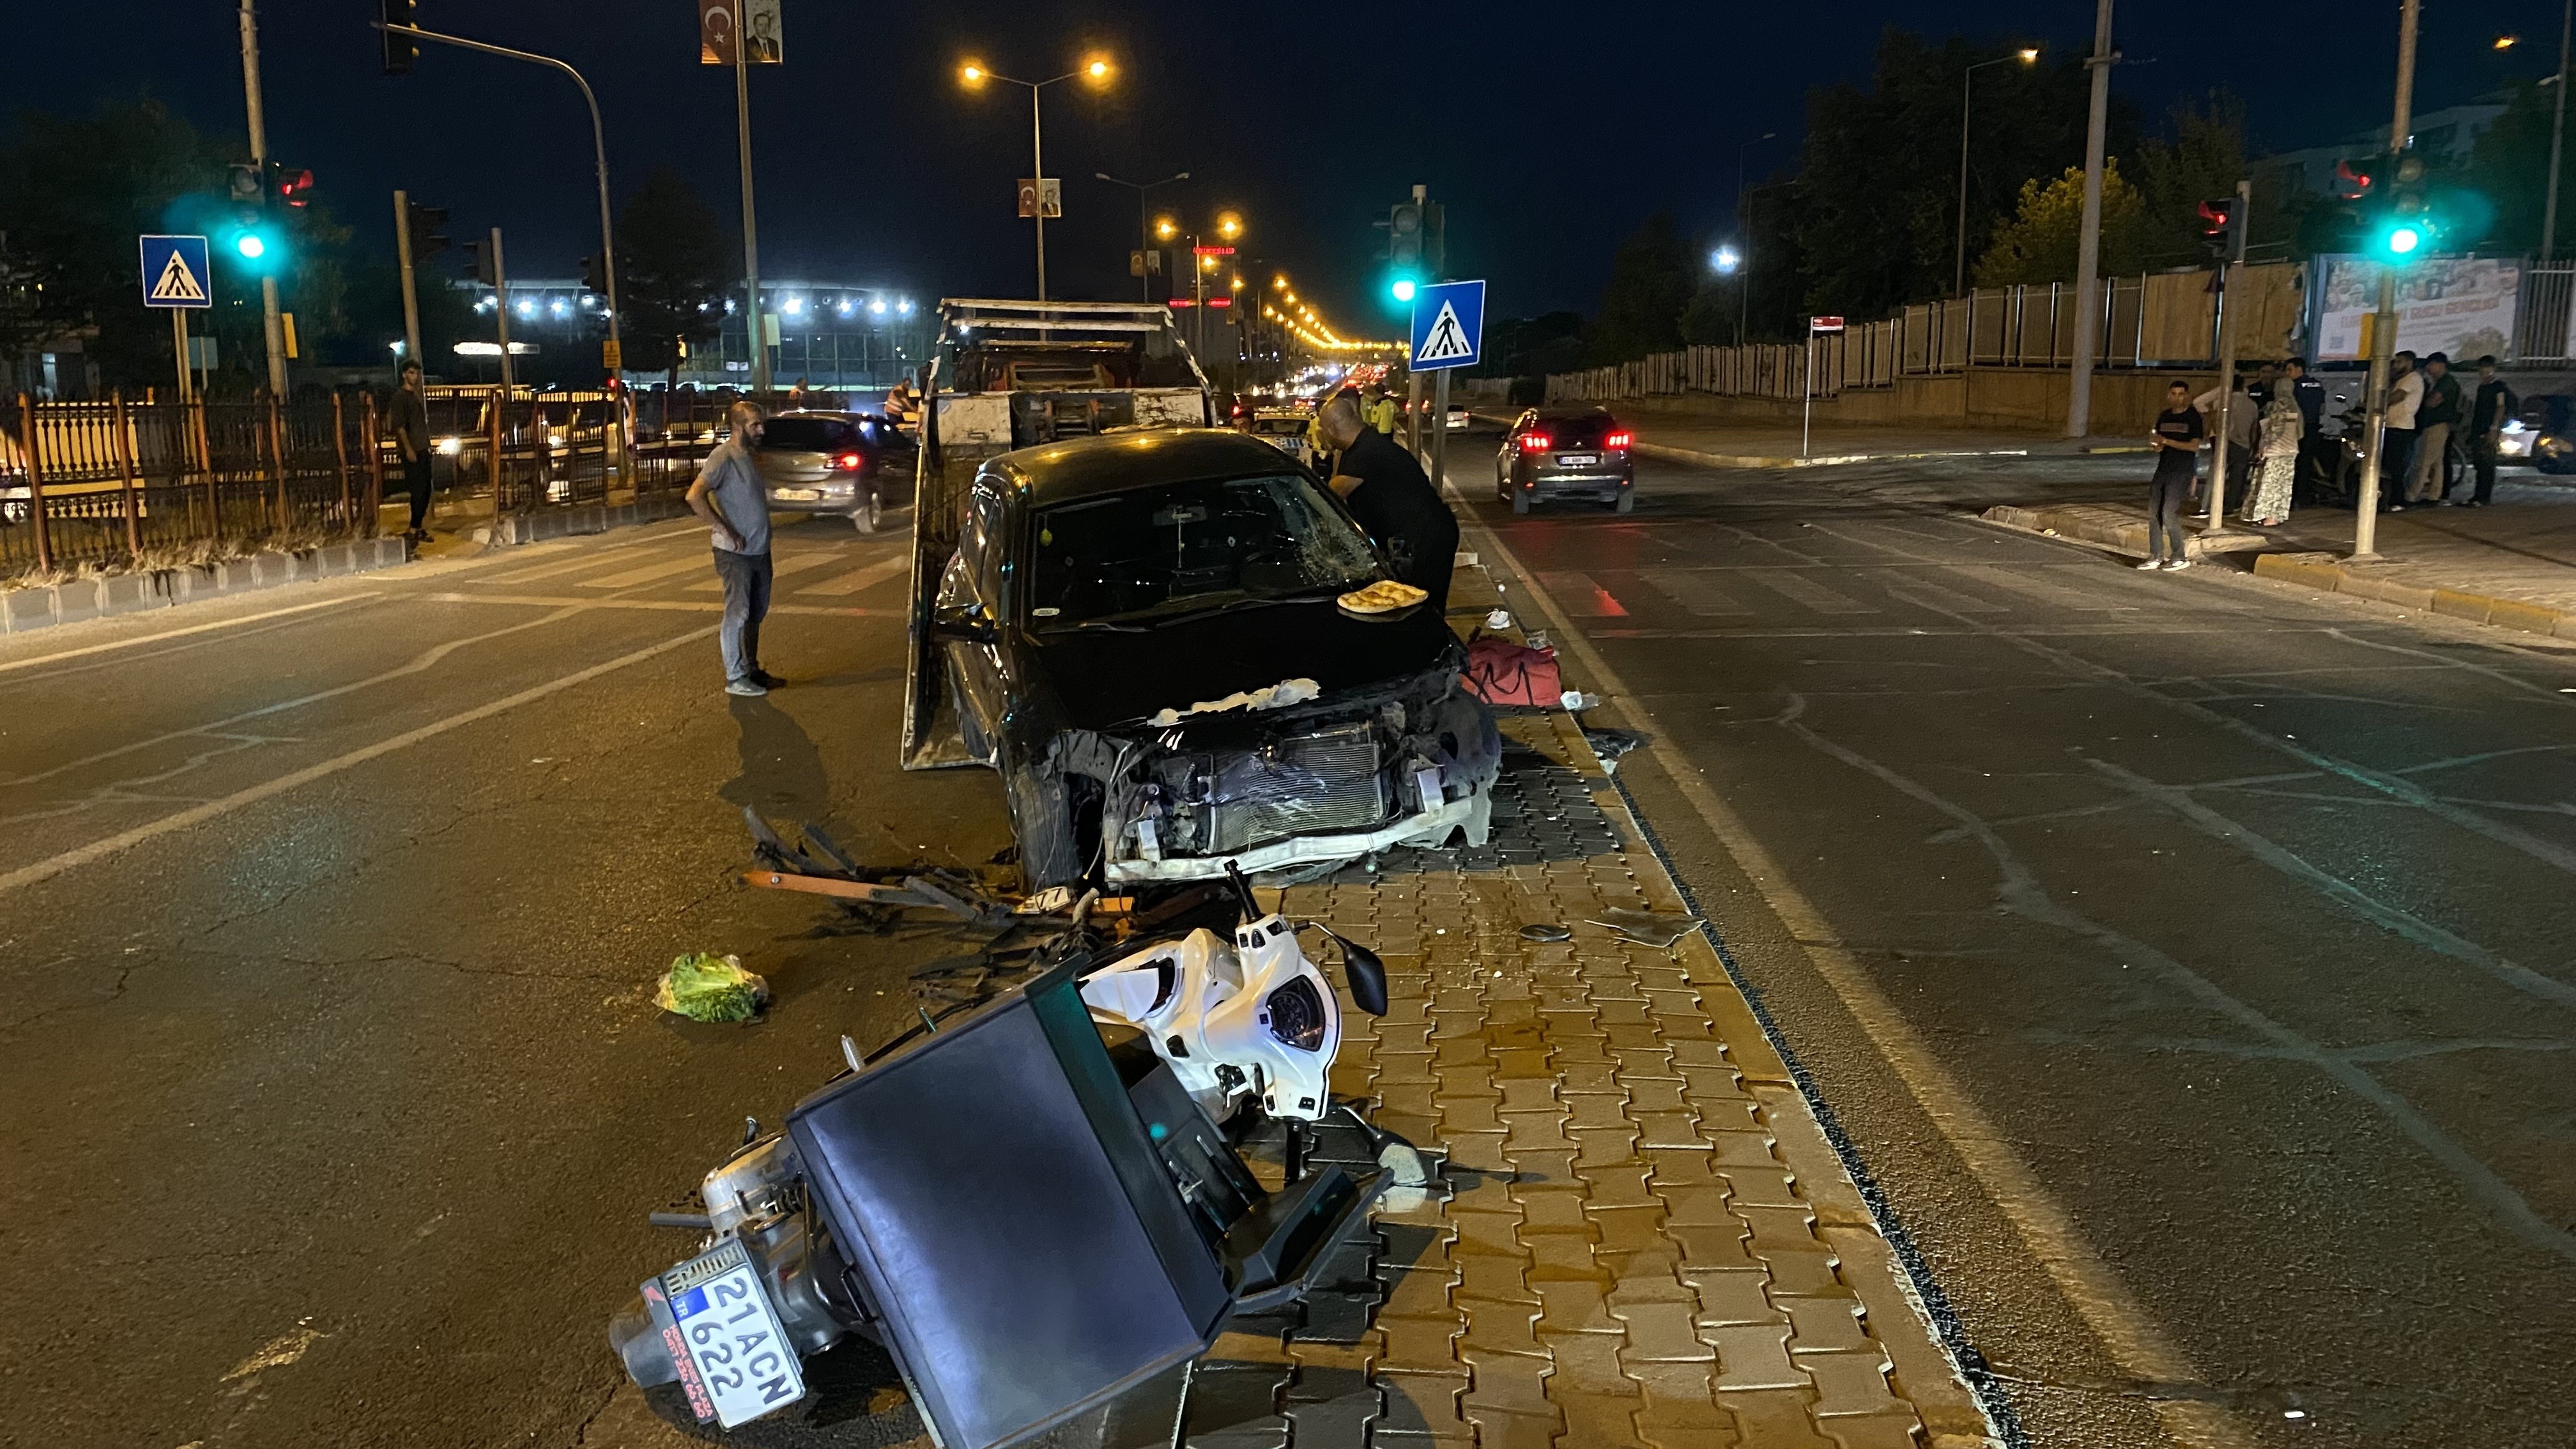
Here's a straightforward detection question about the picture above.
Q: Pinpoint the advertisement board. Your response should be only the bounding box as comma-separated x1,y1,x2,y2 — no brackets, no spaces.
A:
2313,256,2519,363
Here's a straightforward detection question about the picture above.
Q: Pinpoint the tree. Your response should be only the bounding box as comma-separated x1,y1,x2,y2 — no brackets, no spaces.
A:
1974,161,2147,286
1588,212,1690,364
617,167,730,385
2131,93,2249,268
2461,79,2569,256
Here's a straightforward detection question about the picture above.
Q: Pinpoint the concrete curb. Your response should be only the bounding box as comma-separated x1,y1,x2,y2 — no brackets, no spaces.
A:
0,536,413,636
2251,551,2576,640
479,494,691,547
1977,502,2266,561
1637,441,2033,470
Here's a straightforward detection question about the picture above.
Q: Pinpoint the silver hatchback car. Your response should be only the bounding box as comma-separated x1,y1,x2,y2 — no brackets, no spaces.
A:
755,411,916,533
1495,406,1634,514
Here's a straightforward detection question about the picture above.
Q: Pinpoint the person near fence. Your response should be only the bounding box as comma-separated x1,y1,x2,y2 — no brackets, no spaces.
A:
2380,351,2423,510
2244,376,2303,527
687,401,783,698
2462,355,2515,507
1318,393,1459,612
2282,357,2333,499
2145,380,2206,571
392,362,434,540
2193,373,2257,514
2407,352,2460,505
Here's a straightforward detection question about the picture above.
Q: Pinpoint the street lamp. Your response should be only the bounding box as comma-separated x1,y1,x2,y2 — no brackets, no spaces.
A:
958,53,1116,300
1958,47,2041,295
1097,169,1190,301
1733,132,1777,346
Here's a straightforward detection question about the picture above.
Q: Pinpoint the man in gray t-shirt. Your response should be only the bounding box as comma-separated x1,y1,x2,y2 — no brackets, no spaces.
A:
687,401,779,696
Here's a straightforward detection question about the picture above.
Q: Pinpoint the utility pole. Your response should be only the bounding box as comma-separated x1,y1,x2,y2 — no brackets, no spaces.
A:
1031,86,1048,301
732,8,770,393
237,0,288,395
394,189,424,376
490,227,516,395
2545,0,2572,262
2207,178,2251,529
2066,0,2116,438
2354,0,2421,562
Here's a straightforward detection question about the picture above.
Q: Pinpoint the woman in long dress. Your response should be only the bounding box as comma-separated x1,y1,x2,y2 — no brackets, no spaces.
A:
2244,381,2303,526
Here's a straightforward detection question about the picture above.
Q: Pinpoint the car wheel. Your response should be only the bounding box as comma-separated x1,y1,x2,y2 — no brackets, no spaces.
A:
1511,489,1531,515
853,488,882,533
1613,488,1635,514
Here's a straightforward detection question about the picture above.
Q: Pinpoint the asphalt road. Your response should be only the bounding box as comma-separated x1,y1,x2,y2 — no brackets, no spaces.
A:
1452,437,2576,1448
0,514,1016,1449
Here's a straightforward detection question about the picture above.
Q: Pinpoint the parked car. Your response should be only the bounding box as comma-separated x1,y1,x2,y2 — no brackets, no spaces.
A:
1243,404,1316,466
1445,401,1471,431
925,429,1501,889
2503,394,2575,472
1494,406,1634,513
756,410,917,532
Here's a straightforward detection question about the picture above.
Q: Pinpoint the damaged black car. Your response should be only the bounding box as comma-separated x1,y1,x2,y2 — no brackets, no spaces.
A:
911,429,1499,889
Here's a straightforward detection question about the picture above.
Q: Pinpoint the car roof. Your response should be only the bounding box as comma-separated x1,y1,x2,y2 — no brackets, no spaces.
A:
988,428,1301,505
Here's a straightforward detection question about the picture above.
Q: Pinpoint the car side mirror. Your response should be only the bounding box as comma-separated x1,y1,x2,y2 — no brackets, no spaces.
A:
931,603,997,644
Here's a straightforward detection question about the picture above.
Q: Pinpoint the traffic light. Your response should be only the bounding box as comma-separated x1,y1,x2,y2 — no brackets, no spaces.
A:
465,238,496,286
2196,197,2245,263
222,162,281,270
405,200,450,258
380,0,417,74
227,163,263,209
271,164,314,210
1389,202,1422,269
2368,152,2438,264
581,252,608,293
2331,158,2376,203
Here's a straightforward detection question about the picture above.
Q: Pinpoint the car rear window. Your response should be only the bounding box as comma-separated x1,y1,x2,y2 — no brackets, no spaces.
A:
762,417,856,451
1538,414,1611,445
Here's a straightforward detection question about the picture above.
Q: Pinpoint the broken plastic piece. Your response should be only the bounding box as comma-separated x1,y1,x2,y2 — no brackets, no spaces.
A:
1584,727,1648,770
1518,923,1573,943
1146,677,1322,728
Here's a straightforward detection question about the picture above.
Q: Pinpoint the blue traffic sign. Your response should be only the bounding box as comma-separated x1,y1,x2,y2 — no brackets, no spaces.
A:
1408,279,1483,371
140,234,212,309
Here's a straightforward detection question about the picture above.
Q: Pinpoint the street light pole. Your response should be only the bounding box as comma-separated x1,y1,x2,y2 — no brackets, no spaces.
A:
237,0,288,395
2067,0,2117,438
2545,0,2573,261
1735,132,1774,348
376,22,627,387
1096,171,1188,302
2354,0,2421,562
1957,49,2039,296
734,20,769,392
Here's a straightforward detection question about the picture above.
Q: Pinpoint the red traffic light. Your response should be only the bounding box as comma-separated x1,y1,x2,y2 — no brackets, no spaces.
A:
2196,198,2236,236
2331,159,2375,202
275,167,314,208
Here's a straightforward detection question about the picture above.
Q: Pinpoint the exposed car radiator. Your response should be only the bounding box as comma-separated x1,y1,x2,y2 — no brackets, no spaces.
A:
1206,723,1387,854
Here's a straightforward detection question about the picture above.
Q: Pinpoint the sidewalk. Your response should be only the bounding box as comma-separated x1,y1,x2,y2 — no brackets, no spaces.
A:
1985,480,2576,641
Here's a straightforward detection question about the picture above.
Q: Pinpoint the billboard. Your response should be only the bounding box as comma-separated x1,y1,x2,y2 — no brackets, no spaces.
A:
699,0,781,65
2313,256,2518,363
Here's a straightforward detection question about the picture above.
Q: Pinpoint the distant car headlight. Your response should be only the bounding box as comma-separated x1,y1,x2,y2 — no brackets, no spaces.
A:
436,436,461,456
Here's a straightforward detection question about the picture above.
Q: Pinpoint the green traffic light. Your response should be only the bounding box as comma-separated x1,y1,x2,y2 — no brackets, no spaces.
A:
235,233,267,260
2387,226,2422,256
1390,278,1416,303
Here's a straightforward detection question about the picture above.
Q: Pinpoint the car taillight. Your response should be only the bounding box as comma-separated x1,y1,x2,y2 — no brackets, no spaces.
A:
1606,431,1632,448
834,452,862,470
1519,433,1551,451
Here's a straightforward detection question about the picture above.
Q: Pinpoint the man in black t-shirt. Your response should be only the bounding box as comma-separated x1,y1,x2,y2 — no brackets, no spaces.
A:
2145,380,2207,571
2463,355,2516,507
1318,393,1460,613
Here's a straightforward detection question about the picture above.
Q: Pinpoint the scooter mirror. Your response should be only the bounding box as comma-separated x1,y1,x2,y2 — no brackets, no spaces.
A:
1323,929,1388,1016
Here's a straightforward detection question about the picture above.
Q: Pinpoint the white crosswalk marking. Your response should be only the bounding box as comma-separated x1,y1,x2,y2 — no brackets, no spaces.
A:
579,555,723,589
683,553,844,592
1639,569,1749,616
795,555,912,597
1867,569,2005,614
1949,564,2135,611
1745,570,1877,614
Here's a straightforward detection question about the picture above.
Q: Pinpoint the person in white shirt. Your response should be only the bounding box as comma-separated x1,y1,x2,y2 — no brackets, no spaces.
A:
2381,351,2423,510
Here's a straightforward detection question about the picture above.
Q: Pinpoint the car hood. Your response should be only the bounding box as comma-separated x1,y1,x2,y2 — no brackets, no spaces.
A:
1027,596,1456,732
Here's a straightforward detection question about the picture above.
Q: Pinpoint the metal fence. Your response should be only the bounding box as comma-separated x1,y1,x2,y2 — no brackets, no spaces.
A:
1545,263,2319,404
1,388,733,583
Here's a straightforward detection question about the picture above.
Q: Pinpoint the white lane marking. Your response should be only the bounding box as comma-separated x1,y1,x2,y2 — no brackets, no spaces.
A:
680,551,845,592
1950,563,2136,611
1638,568,1750,616
795,555,912,597
0,595,379,678
1866,568,2006,614
473,538,671,585
1743,569,1879,615
579,555,719,589
0,625,715,899
419,591,879,618
1453,483,2251,1449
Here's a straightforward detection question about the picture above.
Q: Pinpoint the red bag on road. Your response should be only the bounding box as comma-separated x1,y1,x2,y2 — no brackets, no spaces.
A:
1465,635,1563,708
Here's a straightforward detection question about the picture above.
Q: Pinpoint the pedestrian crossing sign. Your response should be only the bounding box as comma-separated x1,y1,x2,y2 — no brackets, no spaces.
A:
1408,279,1484,371
140,234,213,309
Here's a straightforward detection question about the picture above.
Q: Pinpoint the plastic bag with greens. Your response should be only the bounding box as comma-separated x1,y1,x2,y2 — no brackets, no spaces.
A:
654,952,770,1023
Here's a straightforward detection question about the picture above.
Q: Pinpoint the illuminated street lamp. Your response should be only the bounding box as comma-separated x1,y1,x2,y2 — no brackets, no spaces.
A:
1957,46,2041,294
958,52,1117,300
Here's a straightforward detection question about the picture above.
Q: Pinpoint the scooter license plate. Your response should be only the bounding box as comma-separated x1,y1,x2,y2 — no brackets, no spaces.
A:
656,1240,806,1428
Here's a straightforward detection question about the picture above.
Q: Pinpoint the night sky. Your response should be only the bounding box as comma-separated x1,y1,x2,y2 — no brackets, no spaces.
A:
17,3,2572,332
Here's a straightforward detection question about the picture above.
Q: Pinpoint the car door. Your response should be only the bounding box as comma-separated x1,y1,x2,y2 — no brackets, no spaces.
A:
935,480,1012,765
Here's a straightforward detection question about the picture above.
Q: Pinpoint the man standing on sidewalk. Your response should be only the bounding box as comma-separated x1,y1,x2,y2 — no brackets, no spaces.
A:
2382,351,2423,511
392,362,434,541
2408,351,2460,505
1319,393,1460,612
2145,380,2206,571
687,401,784,698
2462,355,2515,507
2284,357,2331,499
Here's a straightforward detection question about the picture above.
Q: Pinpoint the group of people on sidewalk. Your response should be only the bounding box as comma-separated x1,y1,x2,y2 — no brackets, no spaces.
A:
2143,353,2516,568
